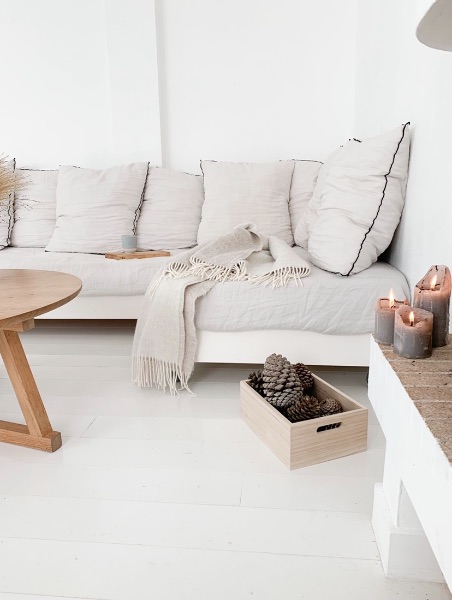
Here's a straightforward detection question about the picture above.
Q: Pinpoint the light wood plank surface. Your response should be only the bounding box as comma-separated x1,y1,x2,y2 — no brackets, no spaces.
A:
0,330,53,437
0,325,449,599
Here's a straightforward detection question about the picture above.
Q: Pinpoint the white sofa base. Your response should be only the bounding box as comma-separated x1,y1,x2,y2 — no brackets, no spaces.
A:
40,295,144,320
196,330,369,366
39,295,370,366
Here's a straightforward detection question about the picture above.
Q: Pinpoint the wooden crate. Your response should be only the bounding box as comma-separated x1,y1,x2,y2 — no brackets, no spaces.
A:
240,374,368,469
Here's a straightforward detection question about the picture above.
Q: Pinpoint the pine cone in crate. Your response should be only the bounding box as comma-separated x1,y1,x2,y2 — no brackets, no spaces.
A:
293,362,314,394
320,397,343,416
286,394,322,423
248,370,265,397
262,353,302,409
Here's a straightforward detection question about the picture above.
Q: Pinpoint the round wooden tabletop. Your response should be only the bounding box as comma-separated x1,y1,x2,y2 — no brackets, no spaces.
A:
0,270,82,328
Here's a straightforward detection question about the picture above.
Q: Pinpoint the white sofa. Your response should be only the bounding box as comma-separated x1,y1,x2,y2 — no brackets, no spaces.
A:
0,246,409,366
3,125,411,366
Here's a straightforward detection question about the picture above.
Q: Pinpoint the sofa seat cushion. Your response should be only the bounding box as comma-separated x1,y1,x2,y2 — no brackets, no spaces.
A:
0,247,173,297
0,247,409,335
196,250,409,335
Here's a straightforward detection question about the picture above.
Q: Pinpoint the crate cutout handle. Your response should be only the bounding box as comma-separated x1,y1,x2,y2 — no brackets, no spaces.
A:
317,422,342,433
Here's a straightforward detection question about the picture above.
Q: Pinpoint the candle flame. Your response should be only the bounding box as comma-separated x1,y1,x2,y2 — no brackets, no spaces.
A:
431,275,437,290
409,311,415,327
389,289,395,308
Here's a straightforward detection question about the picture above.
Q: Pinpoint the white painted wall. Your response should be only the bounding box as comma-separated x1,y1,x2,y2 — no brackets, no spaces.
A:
104,0,161,165
354,0,452,297
0,0,161,169
0,0,358,173
156,0,358,173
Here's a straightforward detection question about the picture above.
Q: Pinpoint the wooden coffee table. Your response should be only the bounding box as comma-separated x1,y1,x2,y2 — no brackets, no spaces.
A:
0,269,82,452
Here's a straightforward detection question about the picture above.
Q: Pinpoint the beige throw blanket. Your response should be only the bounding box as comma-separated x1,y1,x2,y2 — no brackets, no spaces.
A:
132,224,310,393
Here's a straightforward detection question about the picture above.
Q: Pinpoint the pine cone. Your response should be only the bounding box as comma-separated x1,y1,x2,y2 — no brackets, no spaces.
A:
286,394,322,423
320,397,343,416
293,363,315,394
248,370,265,397
262,353,302,409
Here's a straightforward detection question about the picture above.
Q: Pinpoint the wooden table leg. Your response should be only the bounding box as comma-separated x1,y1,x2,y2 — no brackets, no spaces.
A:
0,324,62,452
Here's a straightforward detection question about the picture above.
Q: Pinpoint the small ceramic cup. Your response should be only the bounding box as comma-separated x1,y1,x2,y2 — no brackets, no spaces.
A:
122,234,138,253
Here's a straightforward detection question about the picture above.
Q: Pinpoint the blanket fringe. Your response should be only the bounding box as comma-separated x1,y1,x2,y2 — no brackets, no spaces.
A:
155,258,309,291
164,261,192,279
189,257,247,283
248,266,309,288
147,261,192,299
132,356,194,395
147,272,165,298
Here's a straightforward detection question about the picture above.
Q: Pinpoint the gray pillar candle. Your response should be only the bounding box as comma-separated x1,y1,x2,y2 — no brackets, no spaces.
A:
393,305,433,359
374,291,406,345
413,265,451,347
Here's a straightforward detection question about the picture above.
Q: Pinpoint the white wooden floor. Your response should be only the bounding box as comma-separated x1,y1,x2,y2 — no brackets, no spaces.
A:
0,322,449,600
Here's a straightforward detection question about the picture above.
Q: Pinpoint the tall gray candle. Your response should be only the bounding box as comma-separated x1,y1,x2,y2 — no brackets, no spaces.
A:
413,265,451,347
374,289,406,345
393,305,433,359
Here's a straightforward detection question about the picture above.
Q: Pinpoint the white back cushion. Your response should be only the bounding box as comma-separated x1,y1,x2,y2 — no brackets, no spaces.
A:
308,124,410,275
289,160,322,241
198,160,294,245
0,159,15,249
137,167,204,250
46,162,148,254
294,147,344,248
12,169,58,248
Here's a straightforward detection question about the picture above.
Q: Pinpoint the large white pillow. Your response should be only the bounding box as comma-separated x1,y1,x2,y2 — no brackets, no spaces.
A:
137,167,204,250
0,159,16,249
197,160,294,245
308,124,410,275
12,168,58,248
294,147,344,248
46,162,148,254
289,160,322,239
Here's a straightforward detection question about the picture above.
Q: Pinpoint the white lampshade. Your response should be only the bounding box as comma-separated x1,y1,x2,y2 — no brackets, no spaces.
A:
416,0,452,50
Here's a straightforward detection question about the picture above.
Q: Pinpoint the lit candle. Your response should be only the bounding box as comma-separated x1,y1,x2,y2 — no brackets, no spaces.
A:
393,305,433,359
374,289,406,345
413,265,451,347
